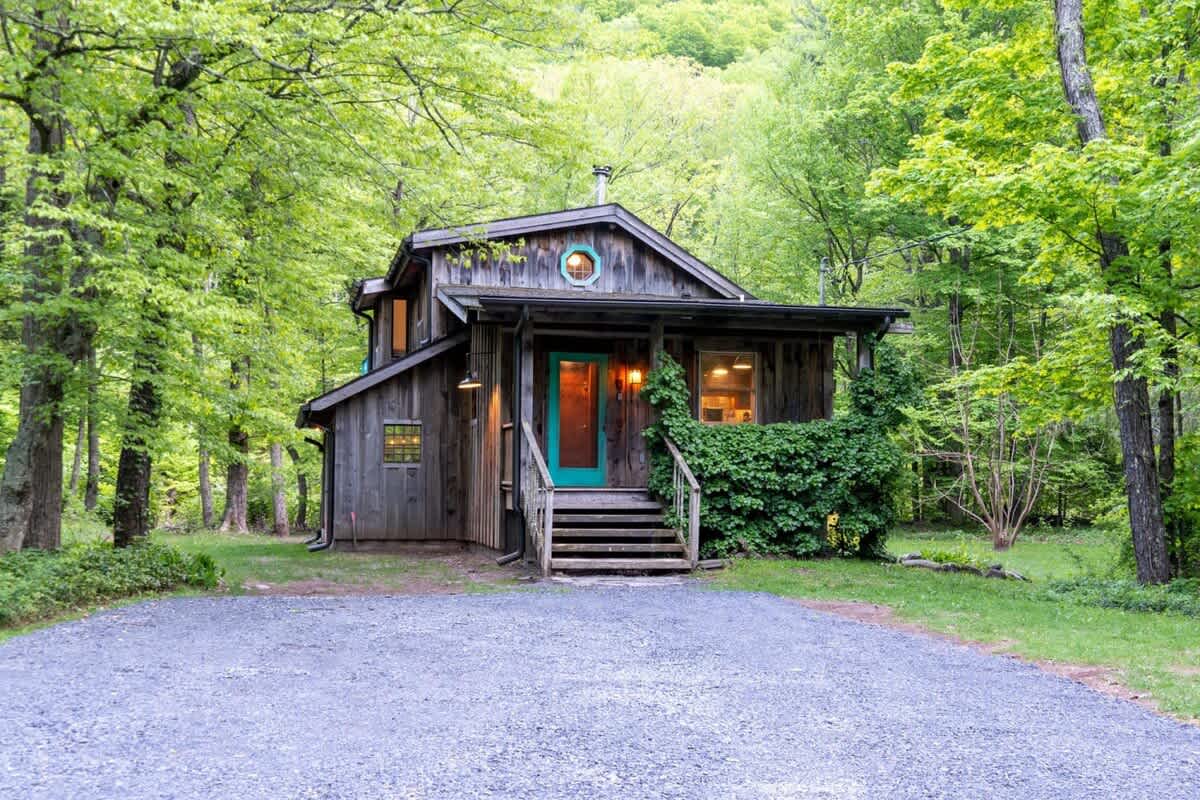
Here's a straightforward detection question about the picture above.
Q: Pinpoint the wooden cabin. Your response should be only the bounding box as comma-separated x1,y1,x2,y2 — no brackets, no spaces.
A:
297,202,908,573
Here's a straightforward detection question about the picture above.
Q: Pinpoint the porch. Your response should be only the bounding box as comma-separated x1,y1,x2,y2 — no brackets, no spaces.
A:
457,290,896,575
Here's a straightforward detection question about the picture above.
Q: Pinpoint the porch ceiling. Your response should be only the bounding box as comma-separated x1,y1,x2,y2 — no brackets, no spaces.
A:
436,285,909,335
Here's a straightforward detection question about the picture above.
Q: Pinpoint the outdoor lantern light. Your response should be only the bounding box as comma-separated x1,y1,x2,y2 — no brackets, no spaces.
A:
457,351,489,390
628,368,643,387
457,369,482,390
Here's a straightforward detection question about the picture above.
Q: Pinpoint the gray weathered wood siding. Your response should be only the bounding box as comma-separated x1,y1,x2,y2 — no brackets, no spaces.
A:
371,278,428,370
466,323,503,549
330,351,466,541
428,226,723,338
667,334,834,424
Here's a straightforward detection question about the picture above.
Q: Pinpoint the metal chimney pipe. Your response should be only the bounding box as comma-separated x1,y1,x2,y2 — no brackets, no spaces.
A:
592,165,612,204
818,256,830,306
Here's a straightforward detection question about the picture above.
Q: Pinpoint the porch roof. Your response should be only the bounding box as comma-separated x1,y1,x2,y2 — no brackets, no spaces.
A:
437,285,909,335
296,331,469,428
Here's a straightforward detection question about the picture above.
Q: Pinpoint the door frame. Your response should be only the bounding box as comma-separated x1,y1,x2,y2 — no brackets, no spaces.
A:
547,351,607,487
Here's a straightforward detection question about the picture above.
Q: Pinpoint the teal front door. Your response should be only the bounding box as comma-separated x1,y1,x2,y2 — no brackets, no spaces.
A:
547,352,607,486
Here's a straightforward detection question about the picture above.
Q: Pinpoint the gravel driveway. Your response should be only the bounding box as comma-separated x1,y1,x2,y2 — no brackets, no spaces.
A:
2,586,1198,799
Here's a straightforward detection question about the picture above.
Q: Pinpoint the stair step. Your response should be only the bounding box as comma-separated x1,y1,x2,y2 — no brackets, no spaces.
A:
553,528,678,539
552,542,684,554
555,513,664,525
551,558,693,571
555,500,664,512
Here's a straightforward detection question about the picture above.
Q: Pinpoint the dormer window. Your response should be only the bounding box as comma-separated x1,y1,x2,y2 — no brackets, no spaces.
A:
561,244,601,286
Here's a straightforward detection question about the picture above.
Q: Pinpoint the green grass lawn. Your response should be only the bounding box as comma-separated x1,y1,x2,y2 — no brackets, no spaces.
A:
713,526,1200,721
167,532,523,595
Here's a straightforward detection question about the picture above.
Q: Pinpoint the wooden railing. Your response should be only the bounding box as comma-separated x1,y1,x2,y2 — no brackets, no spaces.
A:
521,421,555,576
663,437,700,567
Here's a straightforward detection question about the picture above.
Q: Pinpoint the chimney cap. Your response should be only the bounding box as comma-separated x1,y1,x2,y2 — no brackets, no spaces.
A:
592,164,613,177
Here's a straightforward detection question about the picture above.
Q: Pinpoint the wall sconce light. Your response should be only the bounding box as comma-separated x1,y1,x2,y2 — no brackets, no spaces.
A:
457,369,481,391
457,351,491,391
628,369,643,387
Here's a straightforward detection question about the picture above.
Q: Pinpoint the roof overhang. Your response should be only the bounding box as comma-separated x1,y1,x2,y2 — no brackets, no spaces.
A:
439,286,908,336
351,276,391,313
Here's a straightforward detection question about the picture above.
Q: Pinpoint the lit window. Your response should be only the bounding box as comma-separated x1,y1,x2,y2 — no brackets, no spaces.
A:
383,423,421,463
392,299,407,356
560,244,601,286
699,352,755,424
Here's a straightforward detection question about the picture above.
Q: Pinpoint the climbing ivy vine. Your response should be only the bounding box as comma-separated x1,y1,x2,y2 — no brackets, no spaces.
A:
642,345,917,559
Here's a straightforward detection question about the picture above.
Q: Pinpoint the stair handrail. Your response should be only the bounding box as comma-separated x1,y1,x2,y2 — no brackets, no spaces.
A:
663,437,700,567
521,420,555,576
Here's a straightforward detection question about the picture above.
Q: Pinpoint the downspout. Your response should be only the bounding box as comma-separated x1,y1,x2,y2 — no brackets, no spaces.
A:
308,428,336,552
301,434,325,545
354,307,374,371
496,307,529,566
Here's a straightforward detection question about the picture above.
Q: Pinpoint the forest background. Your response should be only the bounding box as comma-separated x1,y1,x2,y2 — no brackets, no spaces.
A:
2,0,1196,584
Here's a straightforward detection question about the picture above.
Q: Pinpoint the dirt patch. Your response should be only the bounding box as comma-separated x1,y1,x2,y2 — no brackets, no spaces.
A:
1169,664,1200,678
242,548,534,596
792,598,1185,723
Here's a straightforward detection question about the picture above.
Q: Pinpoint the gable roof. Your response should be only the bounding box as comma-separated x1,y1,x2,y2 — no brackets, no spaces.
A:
388,203,750,300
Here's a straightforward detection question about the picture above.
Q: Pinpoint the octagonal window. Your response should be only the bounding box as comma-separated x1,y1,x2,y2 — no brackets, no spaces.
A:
561,244,601,286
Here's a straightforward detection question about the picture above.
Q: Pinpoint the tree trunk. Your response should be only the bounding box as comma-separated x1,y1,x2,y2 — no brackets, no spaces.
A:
1055,0,1170,584
0,363,66,552
1158,252,1180,575
220,358,250,533
270,443,289,537
944,234,968,525
220,427,249,532
0,88,70,553
68,415,85,497
287,445,308,531
198,446,214,528
112,313,164,547
84,358,100,512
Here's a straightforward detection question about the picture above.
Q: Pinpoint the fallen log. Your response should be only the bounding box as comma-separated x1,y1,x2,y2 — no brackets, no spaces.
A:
898,556,1028,581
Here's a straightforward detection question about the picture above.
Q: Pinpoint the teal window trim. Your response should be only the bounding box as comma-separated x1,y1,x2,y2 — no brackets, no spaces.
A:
560,243,602,287
547,352,607,487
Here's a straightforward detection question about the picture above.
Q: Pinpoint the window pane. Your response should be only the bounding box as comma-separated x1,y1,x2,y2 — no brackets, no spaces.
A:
557,360,599,468
392,299,408,355
699,352,755,424
384,423,421,463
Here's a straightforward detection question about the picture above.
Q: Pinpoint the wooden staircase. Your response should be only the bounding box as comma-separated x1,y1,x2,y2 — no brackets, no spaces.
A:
549,489,692,572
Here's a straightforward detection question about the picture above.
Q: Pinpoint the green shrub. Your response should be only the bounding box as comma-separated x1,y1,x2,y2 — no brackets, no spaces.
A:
918,542,990,571
642,344,916,559
0,539,221,628
1040,576,1200,617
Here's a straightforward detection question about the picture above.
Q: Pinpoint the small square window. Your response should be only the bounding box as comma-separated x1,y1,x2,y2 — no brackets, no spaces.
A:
384,423,421,464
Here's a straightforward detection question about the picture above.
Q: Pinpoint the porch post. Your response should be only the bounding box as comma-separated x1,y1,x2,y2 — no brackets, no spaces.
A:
650,317,664,368
855,331,873,376
518,318,534,557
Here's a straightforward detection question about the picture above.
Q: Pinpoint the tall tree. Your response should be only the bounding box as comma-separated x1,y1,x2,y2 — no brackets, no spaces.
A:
1053,0,1169,583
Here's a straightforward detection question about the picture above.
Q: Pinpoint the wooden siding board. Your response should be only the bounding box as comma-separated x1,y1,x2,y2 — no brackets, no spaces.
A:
328,355,463,543
429,226,723,301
